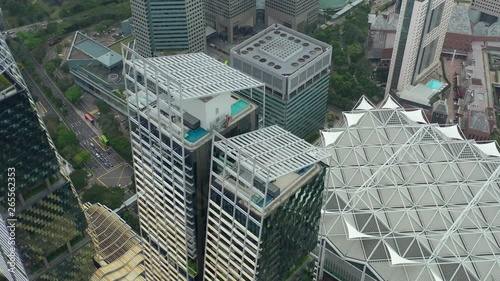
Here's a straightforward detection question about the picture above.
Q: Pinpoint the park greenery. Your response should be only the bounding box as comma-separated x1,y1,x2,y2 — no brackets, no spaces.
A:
43,115,91,168
3,0,130,66
42,58,62,76
82,184,125,210
95,101,133,163
65,85,83,102
119,209,140,233
7,37,72,117
69,169,89,191
315,5,384,110
0,0,131,29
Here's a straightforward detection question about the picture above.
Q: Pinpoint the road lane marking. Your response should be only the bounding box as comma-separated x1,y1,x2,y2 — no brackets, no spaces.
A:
36,101,47,113
97,163,127,187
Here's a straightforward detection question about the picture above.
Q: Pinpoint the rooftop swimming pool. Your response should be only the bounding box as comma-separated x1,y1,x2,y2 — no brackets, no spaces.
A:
231,100,249,117
427,80,444,90
185,127,208,143
252,194,274,208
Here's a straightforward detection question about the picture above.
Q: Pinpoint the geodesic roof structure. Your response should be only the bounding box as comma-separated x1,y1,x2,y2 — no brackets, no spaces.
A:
320,96,500,281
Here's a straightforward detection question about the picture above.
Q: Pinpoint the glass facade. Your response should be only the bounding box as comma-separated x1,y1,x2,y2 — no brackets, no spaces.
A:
256,169,325,281
0,37,94,280
0,90,58,201
416,38,438,76
427,2,444,33
238,73,328,138
16,181,87,274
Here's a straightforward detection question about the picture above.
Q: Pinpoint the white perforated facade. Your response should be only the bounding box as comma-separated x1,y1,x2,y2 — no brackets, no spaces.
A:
471,0,500,18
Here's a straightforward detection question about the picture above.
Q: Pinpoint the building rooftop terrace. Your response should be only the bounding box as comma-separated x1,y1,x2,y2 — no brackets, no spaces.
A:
232,24,331,76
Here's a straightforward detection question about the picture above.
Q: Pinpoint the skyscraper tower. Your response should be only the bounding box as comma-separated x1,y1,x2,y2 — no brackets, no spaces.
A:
0,34,94,280
265,0,319,31
204,0,256,43
122,46,263,280
386,0,454,95
202,125,328,281
130,0,206,57
231,24,332,138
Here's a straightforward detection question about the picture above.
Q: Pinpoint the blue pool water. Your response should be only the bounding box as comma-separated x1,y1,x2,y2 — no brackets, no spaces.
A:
231,100,249,116
257,195,274,207
185,127,208,143
427,80,444,90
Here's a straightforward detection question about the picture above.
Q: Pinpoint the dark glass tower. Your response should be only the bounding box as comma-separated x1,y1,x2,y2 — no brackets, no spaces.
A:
0,35,94,280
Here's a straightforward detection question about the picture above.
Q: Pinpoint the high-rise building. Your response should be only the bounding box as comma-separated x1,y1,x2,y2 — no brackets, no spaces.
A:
231,24,332,138
471,0,500,19
203,125,328,281
317,96,500,281
386,0,454,95
130,0,206,57
204,0,256,43
265,0,319,32
0,34,95,280
123,47,264,280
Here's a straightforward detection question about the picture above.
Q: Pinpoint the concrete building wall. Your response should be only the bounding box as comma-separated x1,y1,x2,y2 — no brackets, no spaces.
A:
205,0,256,43
443,33,500,54
265,0,319,32
131,0,205,57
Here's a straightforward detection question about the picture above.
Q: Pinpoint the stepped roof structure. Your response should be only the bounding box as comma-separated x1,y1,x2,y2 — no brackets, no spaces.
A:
319,96,500,281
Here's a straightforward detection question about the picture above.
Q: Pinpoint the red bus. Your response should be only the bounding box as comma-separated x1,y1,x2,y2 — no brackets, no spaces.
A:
84,114,94,123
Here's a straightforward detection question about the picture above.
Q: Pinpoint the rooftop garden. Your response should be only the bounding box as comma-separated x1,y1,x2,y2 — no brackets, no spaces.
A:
314,4,384,110
188,259,197,277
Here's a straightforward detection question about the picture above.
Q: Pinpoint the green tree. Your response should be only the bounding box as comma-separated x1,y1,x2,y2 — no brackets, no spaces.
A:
120,210,140,233
56,126,79,148
56,78,73,92
73,150,91,166
61,62,70,73
42,58,61,75
82,185,125,209
99,19,115,28
70,169,89,191
61,144,79,161
376,67,390,83
95,99,111,115
64,85,83,103
347,43,365,63
93,24,107,33
111,136,132,162
45,22,58,35
31,46,46,63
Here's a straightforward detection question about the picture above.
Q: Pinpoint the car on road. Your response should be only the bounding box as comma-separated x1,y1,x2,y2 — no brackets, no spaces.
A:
107,150,111,155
